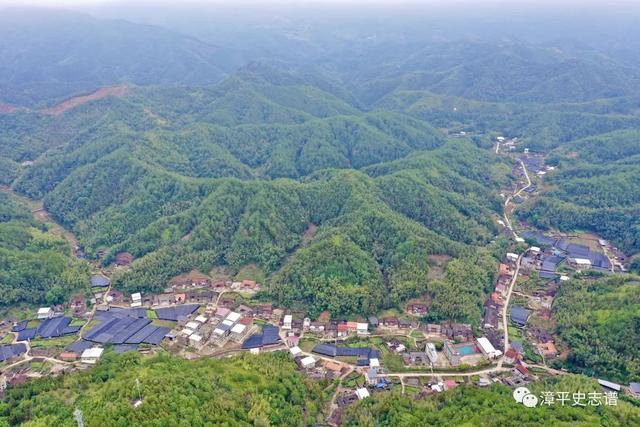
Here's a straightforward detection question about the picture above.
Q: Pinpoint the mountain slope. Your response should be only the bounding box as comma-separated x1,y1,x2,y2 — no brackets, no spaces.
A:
0,8,229,107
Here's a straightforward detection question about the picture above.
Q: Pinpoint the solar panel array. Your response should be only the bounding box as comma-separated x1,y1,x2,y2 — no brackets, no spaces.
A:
66,339,94,353
155,304,199,321
241,325,280,349
17,328,37,341
84,309,170,345
114,344,138,354
11,320,28,332
0,343,27,362
312,344,380,360
37,316,72,338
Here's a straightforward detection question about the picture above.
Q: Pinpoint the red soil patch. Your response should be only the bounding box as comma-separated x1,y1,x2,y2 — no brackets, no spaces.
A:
41,85,129,115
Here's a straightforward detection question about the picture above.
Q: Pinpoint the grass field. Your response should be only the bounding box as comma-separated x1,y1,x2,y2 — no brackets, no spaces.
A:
30,334,77,348
152,319,177,328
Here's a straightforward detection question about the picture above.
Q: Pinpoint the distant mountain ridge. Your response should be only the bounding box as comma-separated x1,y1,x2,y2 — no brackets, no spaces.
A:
0,8,229,107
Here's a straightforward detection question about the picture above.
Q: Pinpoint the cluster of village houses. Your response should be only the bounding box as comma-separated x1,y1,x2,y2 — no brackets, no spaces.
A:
2,233,637,409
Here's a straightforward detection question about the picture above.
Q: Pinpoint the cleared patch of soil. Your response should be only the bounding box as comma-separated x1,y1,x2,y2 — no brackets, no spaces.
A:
40,85,129,115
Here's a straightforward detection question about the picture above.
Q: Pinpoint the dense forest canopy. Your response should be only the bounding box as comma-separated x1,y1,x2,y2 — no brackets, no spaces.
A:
0,193,88,306
1,3,640,427
1,352,326,426
553,275,640,383
342,375,640,426
0,4,639,312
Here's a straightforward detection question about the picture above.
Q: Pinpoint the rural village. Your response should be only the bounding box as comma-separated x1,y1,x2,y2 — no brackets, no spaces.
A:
0,135,638,425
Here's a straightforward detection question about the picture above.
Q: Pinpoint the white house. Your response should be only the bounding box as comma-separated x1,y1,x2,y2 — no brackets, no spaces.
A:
36,307,53,320
225,312,241,323
230,323,247,342
81,347,104,364
289,346,303,357
506,253,518,262
369,358,380,368
195,315,208,324
189,334,204,349
185,321,200,331
300,356,316,369
131,292,142,308
355,388,370,400
477,337,501,359
356,323,369,336
282,314,293,330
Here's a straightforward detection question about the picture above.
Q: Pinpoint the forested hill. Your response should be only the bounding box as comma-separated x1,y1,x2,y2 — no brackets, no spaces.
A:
0,192,88,306
4,351,639,426
1,352,326,426
342,374,640,426
0,62,511,318
2,8,640,315
518,129,640,254
0,8,229,108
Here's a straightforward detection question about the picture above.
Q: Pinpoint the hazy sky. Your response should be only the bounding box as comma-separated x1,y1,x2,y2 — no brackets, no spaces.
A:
1,0,635,5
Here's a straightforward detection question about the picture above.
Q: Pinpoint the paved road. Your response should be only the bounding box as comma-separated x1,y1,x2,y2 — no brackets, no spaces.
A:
499,253,523,367
379,366,510,378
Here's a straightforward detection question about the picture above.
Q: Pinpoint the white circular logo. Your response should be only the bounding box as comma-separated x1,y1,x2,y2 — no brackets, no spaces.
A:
522,393,539,408
513,387,530,403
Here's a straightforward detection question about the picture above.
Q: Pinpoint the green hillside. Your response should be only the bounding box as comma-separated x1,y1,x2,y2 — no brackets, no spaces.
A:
1,352,325,426
518,129,640,253
0,193,88,306
553,275,640,383
342,375,640,426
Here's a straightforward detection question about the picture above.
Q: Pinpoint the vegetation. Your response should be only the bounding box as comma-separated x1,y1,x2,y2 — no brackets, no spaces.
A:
0,193,89,306
553,275,640,383
342,375,640,426
0,352,326,426
519,130,640,254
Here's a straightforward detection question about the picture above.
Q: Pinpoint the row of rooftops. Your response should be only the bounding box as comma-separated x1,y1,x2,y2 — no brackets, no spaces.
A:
522,232,612,270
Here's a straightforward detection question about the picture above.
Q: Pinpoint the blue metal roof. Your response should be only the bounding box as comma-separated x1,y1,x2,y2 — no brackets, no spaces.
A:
90,275,111,287
566,243,590,258
37,317,72,338
511,306,531,326
110,318,152,344
11,320,28,332
155,304,199,321
143,327,170,345
66,339,94,353
125,323,159,344
312,344,380,360
241,335,264,349
110,307,147,318
0,343,27,361
241,325,280,349
17,328,37,341
312,343,338,357
113,344,138,354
